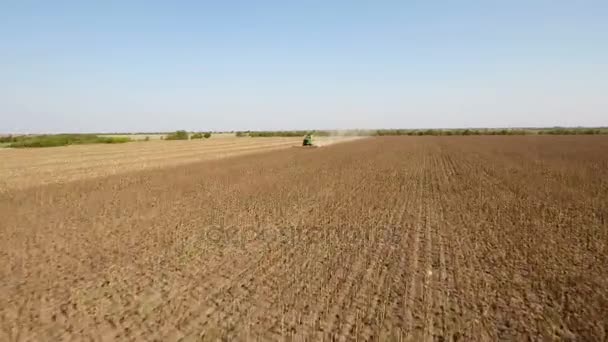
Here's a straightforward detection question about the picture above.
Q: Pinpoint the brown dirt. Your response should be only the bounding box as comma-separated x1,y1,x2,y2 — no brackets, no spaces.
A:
1,136,607,341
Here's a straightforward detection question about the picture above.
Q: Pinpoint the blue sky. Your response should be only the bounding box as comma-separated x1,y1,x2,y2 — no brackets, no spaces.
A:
1,0,607,133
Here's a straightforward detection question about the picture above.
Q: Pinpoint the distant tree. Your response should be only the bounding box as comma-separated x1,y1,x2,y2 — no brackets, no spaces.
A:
165,130,189,140
0,135,14,143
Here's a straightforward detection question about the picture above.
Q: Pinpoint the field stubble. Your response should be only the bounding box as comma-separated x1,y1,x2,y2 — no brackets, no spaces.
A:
0,137,359,192
0,136,607,340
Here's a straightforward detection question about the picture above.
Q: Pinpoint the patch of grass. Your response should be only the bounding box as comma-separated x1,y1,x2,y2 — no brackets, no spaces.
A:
373,129,533,136
191,132,212,139
7,134,131,148
537,128,605,135
0,135,20,143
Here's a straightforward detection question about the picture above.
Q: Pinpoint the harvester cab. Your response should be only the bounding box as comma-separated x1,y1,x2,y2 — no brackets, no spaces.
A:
302,134,313,146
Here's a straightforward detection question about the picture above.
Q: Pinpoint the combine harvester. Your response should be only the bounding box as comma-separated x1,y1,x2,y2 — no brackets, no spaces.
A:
301,133,319,148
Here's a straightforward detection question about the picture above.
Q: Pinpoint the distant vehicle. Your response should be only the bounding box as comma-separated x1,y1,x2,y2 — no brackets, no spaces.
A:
302,134,313,146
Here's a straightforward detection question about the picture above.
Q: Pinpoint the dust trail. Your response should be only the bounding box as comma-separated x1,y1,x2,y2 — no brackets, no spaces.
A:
314,130,373,147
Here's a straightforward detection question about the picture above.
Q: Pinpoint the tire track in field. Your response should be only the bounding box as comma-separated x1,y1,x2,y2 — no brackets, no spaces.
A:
377,165,418,340
421,152,439,342
402,150,428,340
435,149,465,339
426,151,458,340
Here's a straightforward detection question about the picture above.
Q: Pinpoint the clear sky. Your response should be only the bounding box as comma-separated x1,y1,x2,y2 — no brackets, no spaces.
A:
1,0,607,133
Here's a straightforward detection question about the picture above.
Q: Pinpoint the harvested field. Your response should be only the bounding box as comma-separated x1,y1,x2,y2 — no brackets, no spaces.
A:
0,137,359,192
1,136,607,340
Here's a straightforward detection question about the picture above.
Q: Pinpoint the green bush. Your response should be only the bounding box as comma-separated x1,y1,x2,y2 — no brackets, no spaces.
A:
538,128,604,135
191,132,211,139
165,130,189,140
0,135,19,143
